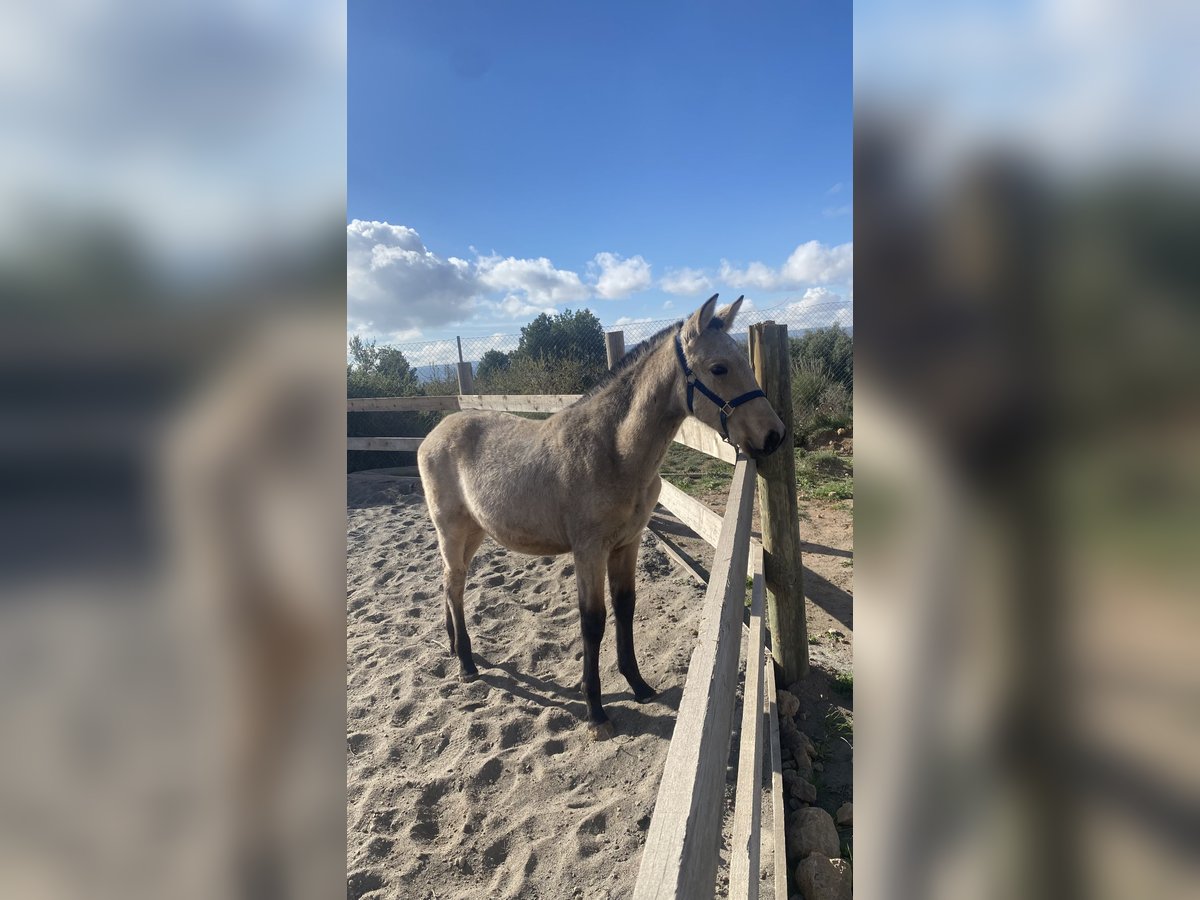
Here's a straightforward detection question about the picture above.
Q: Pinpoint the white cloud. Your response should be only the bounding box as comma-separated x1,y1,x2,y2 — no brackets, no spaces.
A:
660,266,713,296
347,220,480,340
490,293,558,319
663,300,674,310
780,241,853,284
614,315,657,327
477,254,590,304
785,286,853,329
823,204,852,218
719,241,853,291
826,182,844,195
590,251,652,299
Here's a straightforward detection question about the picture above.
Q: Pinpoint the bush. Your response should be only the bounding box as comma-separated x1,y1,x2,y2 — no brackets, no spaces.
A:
788,326,853,447
791,358,853,448
476,353,602,395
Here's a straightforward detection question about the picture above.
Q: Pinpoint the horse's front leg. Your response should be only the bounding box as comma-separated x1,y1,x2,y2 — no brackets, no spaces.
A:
608,540,656,702
574,547,612,740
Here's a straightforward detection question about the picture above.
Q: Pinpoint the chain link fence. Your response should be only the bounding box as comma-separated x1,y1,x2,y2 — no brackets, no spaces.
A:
347,298,852,468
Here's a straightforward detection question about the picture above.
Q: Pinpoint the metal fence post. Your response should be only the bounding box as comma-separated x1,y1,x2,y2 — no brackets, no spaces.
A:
748,321,809,684
605,330,625,370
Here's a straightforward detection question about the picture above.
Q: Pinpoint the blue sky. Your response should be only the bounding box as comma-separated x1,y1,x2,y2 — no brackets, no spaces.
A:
348,1,851,346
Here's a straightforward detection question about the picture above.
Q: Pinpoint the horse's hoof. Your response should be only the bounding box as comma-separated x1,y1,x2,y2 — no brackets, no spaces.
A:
459,670,479,683
633,686,657,704
588,720,614,741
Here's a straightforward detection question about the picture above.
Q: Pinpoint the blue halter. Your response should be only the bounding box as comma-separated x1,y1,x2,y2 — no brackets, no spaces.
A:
673,329,766,444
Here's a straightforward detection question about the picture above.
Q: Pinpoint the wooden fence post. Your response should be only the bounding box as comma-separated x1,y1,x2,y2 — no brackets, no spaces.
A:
748,321,809,684
605,330,625,370
456,360,475,394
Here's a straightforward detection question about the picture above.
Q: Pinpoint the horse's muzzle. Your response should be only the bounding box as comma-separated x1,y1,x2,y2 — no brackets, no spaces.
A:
745,428,786,460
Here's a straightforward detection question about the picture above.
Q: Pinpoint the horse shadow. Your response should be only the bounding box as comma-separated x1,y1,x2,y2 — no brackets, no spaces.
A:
472,653,685,741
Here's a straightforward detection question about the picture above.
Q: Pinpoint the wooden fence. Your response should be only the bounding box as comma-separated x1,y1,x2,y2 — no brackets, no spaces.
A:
348,324,804,898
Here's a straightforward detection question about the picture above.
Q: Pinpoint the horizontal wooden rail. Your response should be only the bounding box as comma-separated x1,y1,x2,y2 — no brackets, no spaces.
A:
633,456,756,900
730,562,767,900
347,395,460,412
457,393,581,413
673,418,737,464
346,436,425,452
656,479,765,559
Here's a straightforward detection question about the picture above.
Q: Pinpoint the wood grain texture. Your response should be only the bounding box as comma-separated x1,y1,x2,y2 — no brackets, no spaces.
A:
655,479,724,548
605,330,626,370
730,568,767,900
672,418,738,464
345,436,425,452
632,457,757,900
347,396,460,412
765,657,788,900
455,360,475,394
656,479,764,559
749,322,809,683
456,394,581,413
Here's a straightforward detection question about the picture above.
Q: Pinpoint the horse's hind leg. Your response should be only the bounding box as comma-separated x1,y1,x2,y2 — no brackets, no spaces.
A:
434,516,484,682
608,541,656,703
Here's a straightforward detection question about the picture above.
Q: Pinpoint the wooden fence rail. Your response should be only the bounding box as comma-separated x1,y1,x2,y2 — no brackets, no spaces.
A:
632,457,757,899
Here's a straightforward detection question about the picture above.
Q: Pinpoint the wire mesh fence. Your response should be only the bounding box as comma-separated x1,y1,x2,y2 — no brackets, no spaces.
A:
347,297,852,469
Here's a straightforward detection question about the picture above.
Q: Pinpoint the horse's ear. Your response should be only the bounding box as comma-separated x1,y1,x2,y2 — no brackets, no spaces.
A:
683,294,719,341
714,296,744,332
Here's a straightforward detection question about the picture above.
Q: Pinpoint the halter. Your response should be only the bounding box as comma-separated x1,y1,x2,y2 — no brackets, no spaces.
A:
673,328,766,444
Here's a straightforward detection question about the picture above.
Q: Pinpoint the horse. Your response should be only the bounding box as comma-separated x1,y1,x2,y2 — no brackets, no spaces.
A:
418,295,786,739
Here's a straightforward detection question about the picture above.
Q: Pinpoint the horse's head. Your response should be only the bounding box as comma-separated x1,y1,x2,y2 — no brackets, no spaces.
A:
676,294,787,460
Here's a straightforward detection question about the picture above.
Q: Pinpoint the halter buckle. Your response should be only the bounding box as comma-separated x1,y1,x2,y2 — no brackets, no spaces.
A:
686,374,696,385
721,401,735,416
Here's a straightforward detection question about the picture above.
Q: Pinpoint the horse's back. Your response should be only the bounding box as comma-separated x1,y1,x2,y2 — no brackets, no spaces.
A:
419,411,571,552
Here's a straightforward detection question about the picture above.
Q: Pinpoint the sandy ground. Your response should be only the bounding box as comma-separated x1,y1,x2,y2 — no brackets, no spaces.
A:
349,473,715,900
347,471,851,899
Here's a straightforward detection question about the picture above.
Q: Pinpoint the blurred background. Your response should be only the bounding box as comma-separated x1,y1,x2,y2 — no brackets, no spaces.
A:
0,1,346,897
854,1,1199,898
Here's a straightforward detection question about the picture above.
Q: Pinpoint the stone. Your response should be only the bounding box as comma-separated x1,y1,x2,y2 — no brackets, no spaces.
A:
835,802,853,826
777,689,801,719
795,855,852,900
785,807,840,863
782,770,817,804
793,777,817,805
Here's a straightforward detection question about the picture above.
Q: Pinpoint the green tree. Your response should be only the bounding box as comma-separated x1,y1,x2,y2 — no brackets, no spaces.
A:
517,308,606,366
476,348,512,383
346,336,419,397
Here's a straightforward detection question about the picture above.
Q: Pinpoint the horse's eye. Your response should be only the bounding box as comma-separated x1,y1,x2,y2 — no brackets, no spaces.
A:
710,365,728,376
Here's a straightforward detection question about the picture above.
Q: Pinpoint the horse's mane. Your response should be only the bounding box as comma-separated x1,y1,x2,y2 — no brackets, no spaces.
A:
581,320,682,399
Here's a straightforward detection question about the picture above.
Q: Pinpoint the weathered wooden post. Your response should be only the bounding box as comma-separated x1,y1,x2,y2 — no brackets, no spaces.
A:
456,360,475,394
605,330,625,370
748,321,808,683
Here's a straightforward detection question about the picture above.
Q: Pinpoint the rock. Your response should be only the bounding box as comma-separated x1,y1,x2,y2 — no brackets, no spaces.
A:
785,807,840,863
782,769,816,804
777,689,801,719
793,778,817,805
835,802,853,826
796,855,852,900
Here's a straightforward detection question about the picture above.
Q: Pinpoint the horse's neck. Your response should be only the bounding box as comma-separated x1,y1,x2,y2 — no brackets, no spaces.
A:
611,343,687,477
